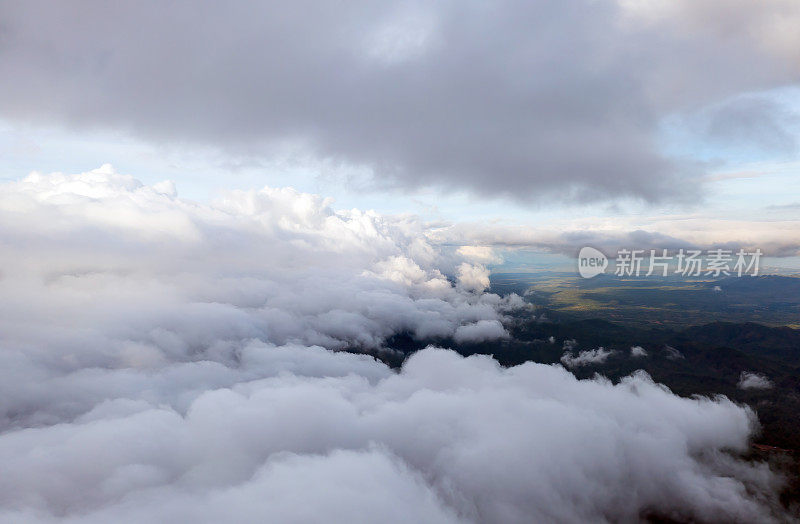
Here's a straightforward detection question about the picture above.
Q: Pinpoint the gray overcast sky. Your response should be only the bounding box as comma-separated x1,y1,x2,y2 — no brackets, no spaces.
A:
1,0,799,203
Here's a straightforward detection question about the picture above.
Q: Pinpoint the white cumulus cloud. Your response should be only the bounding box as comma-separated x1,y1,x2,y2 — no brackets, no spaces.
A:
0,166,789,522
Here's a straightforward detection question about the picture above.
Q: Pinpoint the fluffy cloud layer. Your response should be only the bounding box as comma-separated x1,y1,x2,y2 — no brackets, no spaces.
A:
0,165,516,426
0,167,790,522
0,348,786,523
1,1,799,202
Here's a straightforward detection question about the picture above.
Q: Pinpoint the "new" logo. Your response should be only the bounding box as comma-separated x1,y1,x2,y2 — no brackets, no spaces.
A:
578,246,608,278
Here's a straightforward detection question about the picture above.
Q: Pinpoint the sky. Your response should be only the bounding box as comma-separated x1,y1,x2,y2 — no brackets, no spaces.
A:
1,0,799,261
0,2,799,522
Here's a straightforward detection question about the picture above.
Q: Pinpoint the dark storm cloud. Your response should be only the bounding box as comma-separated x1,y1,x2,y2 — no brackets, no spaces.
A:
0,0,798,201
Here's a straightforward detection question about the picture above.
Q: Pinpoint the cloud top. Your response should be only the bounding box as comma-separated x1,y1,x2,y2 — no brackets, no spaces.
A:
0,166,789,522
